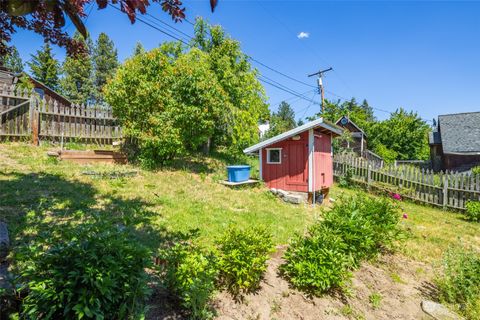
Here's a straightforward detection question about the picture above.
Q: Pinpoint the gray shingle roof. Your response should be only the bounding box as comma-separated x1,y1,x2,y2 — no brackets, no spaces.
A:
437,112,480,154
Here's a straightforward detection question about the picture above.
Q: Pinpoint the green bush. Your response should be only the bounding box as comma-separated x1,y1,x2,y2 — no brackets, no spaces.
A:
158,241,218,320
472,166,480,176
17,222,151,319
280,225,351,295
435,246,480,319
216,226,274,296
281,193,402,295
338,167,355,188
465,201,480,222
323,194,402,266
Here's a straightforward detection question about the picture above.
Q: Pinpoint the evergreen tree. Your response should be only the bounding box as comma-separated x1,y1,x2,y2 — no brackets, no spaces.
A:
266,101,297,137
60,33,95,104
0,45,24,73
132,42,145,56
360,99,375,122
93,33,118,103
27,43,61,90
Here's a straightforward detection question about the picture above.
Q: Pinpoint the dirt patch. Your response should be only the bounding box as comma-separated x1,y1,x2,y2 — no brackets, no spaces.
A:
147,251,436,320
213,252,433,320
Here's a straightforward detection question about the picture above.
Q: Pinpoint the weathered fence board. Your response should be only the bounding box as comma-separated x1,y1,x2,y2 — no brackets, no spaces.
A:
334,153,480,211
0,85,122,144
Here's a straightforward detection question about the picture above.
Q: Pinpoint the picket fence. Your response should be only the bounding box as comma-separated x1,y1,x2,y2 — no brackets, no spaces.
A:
333,153,480,211
0,84,122,144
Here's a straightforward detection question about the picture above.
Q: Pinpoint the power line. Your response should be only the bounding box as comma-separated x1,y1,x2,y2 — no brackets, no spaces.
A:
259,76,321,105
109,4,189,45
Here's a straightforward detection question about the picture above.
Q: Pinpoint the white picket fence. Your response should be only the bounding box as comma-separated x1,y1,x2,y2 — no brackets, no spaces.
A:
333,153,480,211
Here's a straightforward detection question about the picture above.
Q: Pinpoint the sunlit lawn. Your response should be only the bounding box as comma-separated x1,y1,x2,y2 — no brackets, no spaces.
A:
1,142,479,262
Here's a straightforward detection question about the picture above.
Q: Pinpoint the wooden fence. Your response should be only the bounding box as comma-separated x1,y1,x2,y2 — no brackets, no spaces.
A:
0,84,122,144
333,153,480,211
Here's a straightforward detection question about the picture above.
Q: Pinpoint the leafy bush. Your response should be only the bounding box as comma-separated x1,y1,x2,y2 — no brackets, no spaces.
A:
338,167,355,188
465,201,480,222
472,166,480,176
158,240,218,320
435,246,480,319
216,226,274,296
280,225,351,295
323,194,402,266
16,221,151,319
281,193,402,295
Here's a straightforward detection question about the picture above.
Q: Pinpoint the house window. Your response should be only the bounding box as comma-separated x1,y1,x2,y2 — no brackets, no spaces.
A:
266,148,282,164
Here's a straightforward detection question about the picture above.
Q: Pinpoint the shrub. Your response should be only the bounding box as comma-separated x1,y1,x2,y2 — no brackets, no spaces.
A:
323,194,402,266
16,221,151,319
216,226,274,296
158,241,218,320
472,166,480,176
281,193,402,295
435,246,480,319
465,201,480,222
280,225,351,295
338,167,355,188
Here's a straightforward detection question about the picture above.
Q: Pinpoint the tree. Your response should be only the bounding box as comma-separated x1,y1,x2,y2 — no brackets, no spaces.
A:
266,101,296,137
60,33,95,104
93,33,118,103
369,108,430,161
0,0,219,57
105,19,269,164
132,42,145,56
0,45,23,73
104,46,225,166
190,18,269,152
27,43,61,90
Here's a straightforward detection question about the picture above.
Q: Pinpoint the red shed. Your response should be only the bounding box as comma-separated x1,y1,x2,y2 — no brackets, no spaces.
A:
244,118,342,200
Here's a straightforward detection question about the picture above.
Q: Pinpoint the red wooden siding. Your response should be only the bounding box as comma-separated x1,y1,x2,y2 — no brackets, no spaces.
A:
262,131,309,192
314,131,334,190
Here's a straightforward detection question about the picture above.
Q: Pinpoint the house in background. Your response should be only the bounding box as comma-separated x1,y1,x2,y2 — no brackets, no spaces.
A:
429,112,480,172
244,118,342,202
0,66,71,107
335,116,367,155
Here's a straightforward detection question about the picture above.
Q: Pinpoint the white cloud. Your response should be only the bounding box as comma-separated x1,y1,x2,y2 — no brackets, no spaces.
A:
297,32,309,39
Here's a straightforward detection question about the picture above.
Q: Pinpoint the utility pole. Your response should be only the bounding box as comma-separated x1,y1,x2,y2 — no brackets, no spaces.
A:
308,67,333,113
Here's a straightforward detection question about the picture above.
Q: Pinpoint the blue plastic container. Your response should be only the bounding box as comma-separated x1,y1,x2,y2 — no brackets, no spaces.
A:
227,165,251,183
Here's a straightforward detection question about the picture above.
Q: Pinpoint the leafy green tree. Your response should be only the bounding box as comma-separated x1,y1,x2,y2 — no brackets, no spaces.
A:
266,101,296,137
369,108,430,160
27,43,60,90
60,33,95,104
190,18,269,152
105,46,225,166
106,19,268,164
0,45,23,73
93,33,118,103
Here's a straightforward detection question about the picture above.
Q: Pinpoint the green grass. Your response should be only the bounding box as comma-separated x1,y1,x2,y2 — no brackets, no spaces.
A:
329,187,480,263
2,143,480,263
0,143,313,249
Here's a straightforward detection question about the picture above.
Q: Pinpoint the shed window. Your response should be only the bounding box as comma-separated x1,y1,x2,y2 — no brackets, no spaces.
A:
266,148,281,164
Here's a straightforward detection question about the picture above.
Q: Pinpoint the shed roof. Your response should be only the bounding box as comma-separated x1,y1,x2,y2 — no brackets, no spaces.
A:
244,118,343,154
437,112,480,154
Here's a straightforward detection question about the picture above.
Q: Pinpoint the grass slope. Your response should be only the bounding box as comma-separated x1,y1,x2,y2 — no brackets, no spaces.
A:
0,143,312,248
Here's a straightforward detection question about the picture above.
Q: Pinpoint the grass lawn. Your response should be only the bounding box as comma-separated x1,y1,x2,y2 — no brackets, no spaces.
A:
0,143,314,250
1,142,479,260
330,186,480,264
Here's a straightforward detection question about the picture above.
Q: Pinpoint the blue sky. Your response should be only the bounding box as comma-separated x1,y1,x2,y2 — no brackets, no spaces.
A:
10,1,480,123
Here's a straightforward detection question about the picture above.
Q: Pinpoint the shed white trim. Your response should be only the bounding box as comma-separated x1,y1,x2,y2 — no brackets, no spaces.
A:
244,118,342,154
266,148,282,164
308,129,314,193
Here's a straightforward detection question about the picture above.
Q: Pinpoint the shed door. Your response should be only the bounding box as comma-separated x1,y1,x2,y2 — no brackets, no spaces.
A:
286,141,307,185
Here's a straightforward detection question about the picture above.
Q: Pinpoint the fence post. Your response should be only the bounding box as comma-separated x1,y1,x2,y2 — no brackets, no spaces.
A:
443,175,448,210
367,164,372,190
30,98,40,146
